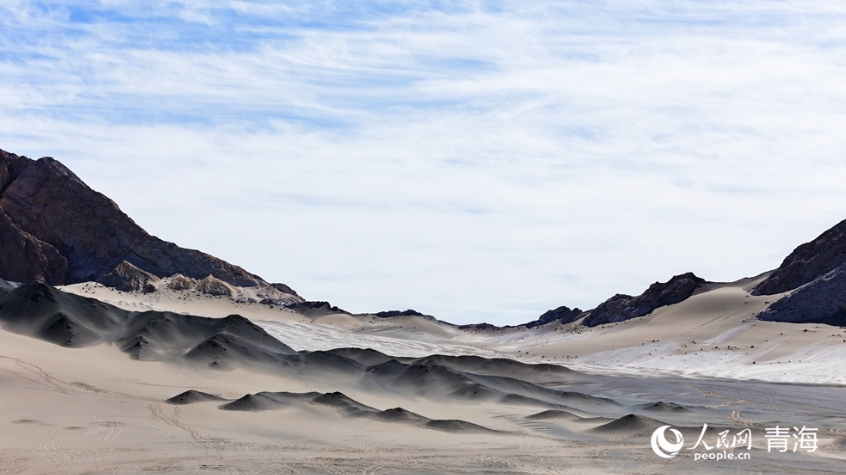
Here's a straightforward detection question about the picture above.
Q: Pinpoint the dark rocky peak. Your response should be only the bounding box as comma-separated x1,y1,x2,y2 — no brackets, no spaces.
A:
376,309,425,317
524,305,584,328
285,301,350,316
0,148,295,294
374,309,437,322
457,322,501,332
753,218,846,296
35,156,84,183
270,282,299,297
581,272,706,327
0,150,34,193
756,264,846,326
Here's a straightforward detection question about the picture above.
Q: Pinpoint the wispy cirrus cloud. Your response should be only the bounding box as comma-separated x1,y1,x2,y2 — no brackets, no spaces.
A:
2,1,846,324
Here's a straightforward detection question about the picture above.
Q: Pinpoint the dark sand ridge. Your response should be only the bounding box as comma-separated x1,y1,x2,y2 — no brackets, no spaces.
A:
2,287,846,473
0,282,629,415
172,389,505,434
5,281,843,434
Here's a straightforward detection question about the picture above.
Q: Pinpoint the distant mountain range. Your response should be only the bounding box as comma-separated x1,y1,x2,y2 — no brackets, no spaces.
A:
1,147,844,328
523,219,846,328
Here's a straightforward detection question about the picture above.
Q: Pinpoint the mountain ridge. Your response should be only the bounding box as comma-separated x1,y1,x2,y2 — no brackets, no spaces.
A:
2,147,845,329
0,149,296,297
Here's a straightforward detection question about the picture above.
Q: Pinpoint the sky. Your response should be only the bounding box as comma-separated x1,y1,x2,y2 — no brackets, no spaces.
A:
2,1,846,325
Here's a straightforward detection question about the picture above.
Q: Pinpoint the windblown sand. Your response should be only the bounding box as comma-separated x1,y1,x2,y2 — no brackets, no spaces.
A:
62,276,846,384
0,277,841,473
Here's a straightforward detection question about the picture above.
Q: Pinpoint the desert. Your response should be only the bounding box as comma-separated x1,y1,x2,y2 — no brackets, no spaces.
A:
1,149,846,474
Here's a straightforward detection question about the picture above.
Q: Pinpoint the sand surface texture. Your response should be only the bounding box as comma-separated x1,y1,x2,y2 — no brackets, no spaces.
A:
0,278,843,473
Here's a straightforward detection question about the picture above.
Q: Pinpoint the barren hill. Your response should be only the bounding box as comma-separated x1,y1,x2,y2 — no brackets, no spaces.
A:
0,149,294,295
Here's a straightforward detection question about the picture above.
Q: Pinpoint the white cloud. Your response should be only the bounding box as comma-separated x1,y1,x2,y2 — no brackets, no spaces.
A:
2,1,846,324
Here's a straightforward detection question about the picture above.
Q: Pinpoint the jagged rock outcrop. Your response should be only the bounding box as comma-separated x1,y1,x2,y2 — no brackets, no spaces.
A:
167,273,198,291
285,301,350,316
457,322,500,331
255,284,301,303
0,149,296,294
757,265,846,325
753,219,846,296
374,309,437,322
97,261,159,293
269,282,299,297
258,297,296,306
524,306,584,328
196,275,233,297
581,273,706,327
0,210,68,284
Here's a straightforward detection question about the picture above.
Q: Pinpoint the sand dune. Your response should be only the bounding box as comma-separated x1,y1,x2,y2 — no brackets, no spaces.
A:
191,388,504,434
7,150,846,473
58,273,846,385
525,409,580,420
166,390,229,405
590,414,667,434
640,401,692,413
0,283,299,373
219,391,321,411
0,275,843,472
2,290,846,473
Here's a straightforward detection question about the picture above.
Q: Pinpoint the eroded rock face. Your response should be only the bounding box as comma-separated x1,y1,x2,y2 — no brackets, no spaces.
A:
457,322,499,331
0,210,68,284
285,301,350,317
97,261,159,293
167,274,198,291
581,272,706,327
757,265,846,325
269,283,299,297
196,276,233,297
753,219,846,296
525,306,584,328
374,309,437,322
0,149,295,293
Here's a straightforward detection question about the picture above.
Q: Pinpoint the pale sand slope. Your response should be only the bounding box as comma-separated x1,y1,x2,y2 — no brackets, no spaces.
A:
3,319,846,475
62,275,846,385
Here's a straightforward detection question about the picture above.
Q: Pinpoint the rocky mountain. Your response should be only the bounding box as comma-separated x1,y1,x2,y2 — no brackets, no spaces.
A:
512,273,706,329
374,309,439,322
0,149,297,298
285,301,351,317
528,219,846,329
757,266,846,325
753,219,846,325
752,218,846,296
524,306,584,329
6,148,846,330
581,273,707,327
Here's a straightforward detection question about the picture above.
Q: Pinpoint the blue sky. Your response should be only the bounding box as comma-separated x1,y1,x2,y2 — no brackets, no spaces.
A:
2,1,846,324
